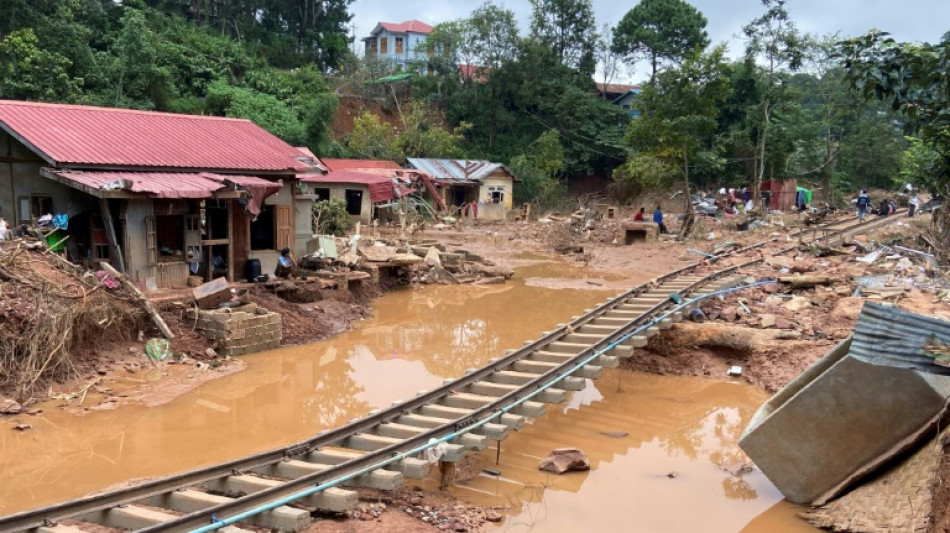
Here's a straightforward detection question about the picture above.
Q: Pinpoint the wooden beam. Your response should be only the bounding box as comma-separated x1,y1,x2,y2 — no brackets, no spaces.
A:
99,262,175,340
99,198,126,273
227,200,234,283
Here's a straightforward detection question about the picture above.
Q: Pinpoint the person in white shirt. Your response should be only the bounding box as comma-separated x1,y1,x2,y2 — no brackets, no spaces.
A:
908,194,920,217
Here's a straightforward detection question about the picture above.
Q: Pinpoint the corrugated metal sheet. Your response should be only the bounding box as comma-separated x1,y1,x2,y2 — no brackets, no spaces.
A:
320,158,403,172
48,170,273,199
0,100,311,172
850,302,950,375
407,158,511,183
300,170,408,203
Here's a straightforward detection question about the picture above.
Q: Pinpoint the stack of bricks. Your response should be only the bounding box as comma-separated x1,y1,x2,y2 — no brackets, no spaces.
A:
188,303,282,356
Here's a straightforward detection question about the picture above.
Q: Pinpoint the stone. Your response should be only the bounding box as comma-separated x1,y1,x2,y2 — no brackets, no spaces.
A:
485,511,503,523
759,314,776,328
0,398,22,415
600,431,629,438
783,296,812,313
775,318,793,330
762,283,780,294
424,247,442,268
538,448,590,474
720,307,738,322
13,423,31,431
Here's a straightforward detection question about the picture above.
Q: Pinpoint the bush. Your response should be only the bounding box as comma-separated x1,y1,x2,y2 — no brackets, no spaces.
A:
312,199,353,236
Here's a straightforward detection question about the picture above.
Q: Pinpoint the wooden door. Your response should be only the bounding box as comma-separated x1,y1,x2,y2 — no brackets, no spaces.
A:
275,205,292,251
231,202,249,281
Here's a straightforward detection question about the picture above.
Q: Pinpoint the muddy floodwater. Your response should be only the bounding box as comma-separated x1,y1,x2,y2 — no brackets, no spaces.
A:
0,258,819,532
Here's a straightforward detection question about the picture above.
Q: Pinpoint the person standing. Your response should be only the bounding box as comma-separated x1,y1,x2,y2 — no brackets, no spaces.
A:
633,207,645,221
856,190,870,222
653,205,668,234
909,194,920,217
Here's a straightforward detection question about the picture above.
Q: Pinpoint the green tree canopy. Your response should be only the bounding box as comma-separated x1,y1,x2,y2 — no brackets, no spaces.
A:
612,0,710,81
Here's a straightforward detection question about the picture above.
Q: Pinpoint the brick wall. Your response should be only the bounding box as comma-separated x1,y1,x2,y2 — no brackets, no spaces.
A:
188,304,283,356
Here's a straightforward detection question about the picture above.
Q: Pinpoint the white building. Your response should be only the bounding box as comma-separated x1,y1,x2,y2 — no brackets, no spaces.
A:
362,20,433,72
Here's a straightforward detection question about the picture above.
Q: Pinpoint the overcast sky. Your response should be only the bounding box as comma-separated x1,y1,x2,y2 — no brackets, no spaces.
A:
348,0,950,82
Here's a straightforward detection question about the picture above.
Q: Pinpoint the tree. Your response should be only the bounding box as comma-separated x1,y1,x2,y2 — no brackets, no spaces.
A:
110,8,166,108
0,28,82,102
529,0,597,74
612,0,709,81
346,112,402,161
511,130,568,207
839,30,950,259
205,81,306,144
619,46,730,237
743,0,806,206
595,23,625,99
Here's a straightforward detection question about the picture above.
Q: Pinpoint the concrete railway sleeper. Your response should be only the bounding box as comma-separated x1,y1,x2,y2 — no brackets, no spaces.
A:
0,214,906,533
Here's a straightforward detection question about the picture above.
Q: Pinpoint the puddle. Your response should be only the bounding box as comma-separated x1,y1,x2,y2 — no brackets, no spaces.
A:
453,370,820,533
0,279,611,514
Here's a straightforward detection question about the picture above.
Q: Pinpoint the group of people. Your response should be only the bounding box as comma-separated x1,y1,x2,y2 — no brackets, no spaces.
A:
633,205,669,234
855,188,922,222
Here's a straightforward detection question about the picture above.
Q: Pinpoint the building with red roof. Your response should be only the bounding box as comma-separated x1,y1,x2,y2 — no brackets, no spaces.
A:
0,100,325,285
363,20,434,72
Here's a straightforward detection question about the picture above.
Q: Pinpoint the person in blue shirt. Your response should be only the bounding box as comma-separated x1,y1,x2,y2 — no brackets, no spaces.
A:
274,247,295,278
653,205,668,234
855,190,870,222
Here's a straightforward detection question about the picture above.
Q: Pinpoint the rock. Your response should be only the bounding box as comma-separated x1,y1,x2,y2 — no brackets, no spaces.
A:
483,467,501,476
764,295,785,307
720,306,738,322
783,296,812,312
485,511,503,523
775,318,793,330
762,283,780,294
830,297,865,322
539,448,590,474
96,367,109,376
13,423,31,431
424,247,442,268
759,314,776,328
473,276,505,286
600,431,629,438
26,408,42,416
0,398,22,415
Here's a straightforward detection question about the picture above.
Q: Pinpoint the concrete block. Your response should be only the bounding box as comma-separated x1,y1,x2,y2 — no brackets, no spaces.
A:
78,505,179,530
200,475,312,531
512,360,558,374
263,459,403,491
306,448,430,479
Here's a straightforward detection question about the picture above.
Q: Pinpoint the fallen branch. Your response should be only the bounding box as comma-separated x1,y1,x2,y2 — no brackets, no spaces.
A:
779,275,835,290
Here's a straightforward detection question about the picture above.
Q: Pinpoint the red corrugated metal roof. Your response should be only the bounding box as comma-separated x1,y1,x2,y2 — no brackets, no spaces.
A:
46,170,274,199
300,170,407,203
0,100,311,172
379,20,433,34
320,158,403,172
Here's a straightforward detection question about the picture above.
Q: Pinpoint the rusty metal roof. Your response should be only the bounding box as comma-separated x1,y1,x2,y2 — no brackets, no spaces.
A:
44,169,277,199
850,302,950,375
320,158,403,172
406,158,513,183
0,100,311,173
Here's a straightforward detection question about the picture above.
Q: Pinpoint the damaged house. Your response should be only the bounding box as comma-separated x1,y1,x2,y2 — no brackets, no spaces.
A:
301,158,417,225
406,158,516,221
0,100,323,287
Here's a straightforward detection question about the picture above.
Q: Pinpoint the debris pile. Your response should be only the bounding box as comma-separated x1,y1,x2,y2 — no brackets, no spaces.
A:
0,241,144,401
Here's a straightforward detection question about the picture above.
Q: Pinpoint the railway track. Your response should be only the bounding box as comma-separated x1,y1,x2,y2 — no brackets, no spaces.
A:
0,211,906,533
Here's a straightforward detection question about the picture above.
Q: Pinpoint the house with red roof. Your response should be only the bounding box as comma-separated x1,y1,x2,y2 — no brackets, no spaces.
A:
298,158,425,224
362,20,434,72
0,100,325,286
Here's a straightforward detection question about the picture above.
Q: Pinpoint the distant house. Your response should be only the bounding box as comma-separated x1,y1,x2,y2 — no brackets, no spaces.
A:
0,100,323,286
301,158,414,224
406,159,516,221
363,20,433,72
595,82,642,116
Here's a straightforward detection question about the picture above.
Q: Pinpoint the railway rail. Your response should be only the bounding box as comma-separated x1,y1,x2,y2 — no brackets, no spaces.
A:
0,211,906,533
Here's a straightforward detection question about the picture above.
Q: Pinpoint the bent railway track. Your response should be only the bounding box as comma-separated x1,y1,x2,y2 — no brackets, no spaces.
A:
0,212,906,533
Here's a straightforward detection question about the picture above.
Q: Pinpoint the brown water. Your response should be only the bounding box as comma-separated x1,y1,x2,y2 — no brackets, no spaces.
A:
456,370,818,533
0,259,819,532
0,263,612,514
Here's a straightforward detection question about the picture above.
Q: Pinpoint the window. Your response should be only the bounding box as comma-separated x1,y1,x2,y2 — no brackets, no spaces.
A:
395,37,404,54
18,195,52,224
250,204,276,250
488,186,505,204
344,189,363,215
314,188,330,202
380,37,388,54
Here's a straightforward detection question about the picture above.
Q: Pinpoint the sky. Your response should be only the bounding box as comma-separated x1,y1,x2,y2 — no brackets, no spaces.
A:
348,0,950,82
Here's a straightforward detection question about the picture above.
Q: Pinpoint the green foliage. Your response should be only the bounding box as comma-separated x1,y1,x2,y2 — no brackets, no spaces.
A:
205,81,306,144
311,199,354,237
0,28,82,101
529,0,597,74
511,129,568,207
901,137,941,189
613,0,710,80
347,112,402,161
621,46,730,210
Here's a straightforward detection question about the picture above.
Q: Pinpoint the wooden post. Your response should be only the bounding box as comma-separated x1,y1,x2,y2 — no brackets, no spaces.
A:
99,198,126,273
227,200,234,282
99,261,175,340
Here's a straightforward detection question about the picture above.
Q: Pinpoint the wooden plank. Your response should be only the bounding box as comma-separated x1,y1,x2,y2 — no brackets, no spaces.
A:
99,198,126,273
100,262,175,340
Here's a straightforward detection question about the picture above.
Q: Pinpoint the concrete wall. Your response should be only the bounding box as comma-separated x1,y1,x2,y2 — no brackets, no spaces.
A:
477,170,514,220
307,182,372,225
0,130,96,225
190,304,282,356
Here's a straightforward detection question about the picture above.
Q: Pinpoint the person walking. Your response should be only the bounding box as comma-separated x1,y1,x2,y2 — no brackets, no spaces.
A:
909,194,920,217
856,189,871,222
653,205,668,234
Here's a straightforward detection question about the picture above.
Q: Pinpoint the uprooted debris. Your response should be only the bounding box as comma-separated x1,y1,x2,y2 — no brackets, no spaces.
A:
0,241,145,401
